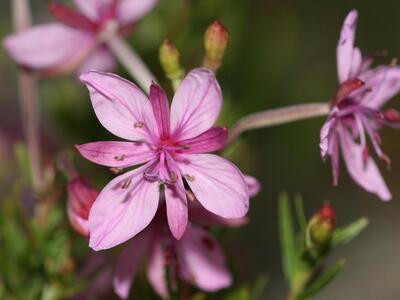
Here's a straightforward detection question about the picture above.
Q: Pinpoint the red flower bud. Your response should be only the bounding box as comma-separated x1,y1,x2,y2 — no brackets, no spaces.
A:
203,21,229,72
67,178,99,237
308,203,335,250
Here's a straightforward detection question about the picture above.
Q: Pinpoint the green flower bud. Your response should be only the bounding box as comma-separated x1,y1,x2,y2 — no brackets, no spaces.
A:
159,39,184,90
203,21,229,72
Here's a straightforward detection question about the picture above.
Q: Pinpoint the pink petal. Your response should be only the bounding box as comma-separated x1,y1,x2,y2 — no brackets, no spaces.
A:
339,127,391,201
177,127,227,154
73,0,105,20
244,175,261,197
349,47,362,78
337,10,358,83
76,141,155,168
320,118,335,158
77,47,116,75
177,154,249,218
149,83,170,140
176,224,232,291
360,67,400,110
89,164,160,250
162,153,188,239
147,236,169,299
80,71,158,142
189,202,248,228
48,2,98,31
117,0,159,25
170,68,222,141
113,230,152,299
3,23,95,74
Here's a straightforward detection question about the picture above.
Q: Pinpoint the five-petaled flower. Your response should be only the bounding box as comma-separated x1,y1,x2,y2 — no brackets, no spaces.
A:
76,68,250,250
3,0,158,76
320,10,400,201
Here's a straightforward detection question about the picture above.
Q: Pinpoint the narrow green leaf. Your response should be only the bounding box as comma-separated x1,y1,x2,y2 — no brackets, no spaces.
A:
332,218,369,246
14,142,32,184
294,194,307,233
251,274,269,300
278,193,298,284
298,259,345,299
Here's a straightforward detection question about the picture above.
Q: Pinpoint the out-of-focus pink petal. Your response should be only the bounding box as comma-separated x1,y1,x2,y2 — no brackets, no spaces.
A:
177,127,227,154
339,127,391,201
244,175,261,197
360,67,400,109
48,2,98,31
149,83,170,140
3,23,95,74
73,0,106,20
67,178,99,237
170,68,222,141
320,118,335,158
189,203,248,228
164,154,188,240
337,10,358,83
177,154,249,218
76,141,155,168
89,164,160,250
176,225,232,291
77,47,116,75
80,71,158,142
147,236,169,299
117,0,158,25
349,47,362,78
113,230,152,299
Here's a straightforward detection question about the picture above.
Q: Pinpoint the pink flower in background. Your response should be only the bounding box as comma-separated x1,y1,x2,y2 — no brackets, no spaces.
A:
320,10,400,201
3,0,158,75
113,222,232,299
76,68,250,250
67,177,98,237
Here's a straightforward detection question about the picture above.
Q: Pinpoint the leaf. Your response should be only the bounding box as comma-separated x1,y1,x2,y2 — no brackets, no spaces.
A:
298,259,345,299
332,218,369,246
294,194,307,233
14,142,32,184
278,193,298,284
251,274,269,300
225,287,249,300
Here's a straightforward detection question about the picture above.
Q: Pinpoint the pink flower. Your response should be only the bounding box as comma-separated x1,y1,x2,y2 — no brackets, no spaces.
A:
67,177,99,237
113,221,233,299
3,0,158,76
76,68,250,250
320,10,400,200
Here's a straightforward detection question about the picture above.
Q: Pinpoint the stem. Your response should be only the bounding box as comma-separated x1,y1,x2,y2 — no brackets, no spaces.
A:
12,0,43,193
104,25,157,93
227,103,330,144
285,271,312,300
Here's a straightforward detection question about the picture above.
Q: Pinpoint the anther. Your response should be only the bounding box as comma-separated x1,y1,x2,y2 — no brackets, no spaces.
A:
186,190,196,202
184,174,195,182
134,122,144,128
110,167,123,174
183,144,190,150
114,154,125,161
121,178,132,189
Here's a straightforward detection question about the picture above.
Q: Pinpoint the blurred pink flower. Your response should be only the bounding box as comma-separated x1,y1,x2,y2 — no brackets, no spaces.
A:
67,177,99,237
76,68,250,250
113,221,233,299
3,0,158,76
320,10,400,201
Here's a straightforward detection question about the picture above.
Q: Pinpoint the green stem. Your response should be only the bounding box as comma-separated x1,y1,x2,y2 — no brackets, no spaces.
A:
285,271,312,300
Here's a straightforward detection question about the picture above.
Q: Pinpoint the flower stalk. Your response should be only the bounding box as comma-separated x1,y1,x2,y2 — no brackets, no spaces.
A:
228,103,330,144
102,21,157,93
12,0,43,193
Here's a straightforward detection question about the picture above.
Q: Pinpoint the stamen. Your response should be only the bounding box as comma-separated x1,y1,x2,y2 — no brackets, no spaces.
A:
134,122,144,128
114,154,125,161
184,174,195,182
110,167,123,174
183,144,190,150
186,190,196,202
121,178,132,189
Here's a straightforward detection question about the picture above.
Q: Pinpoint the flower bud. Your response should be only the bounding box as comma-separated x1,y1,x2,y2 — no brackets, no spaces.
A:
203,21,229,72
159,39,184,90
67,178,98,237
307,203,335,251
